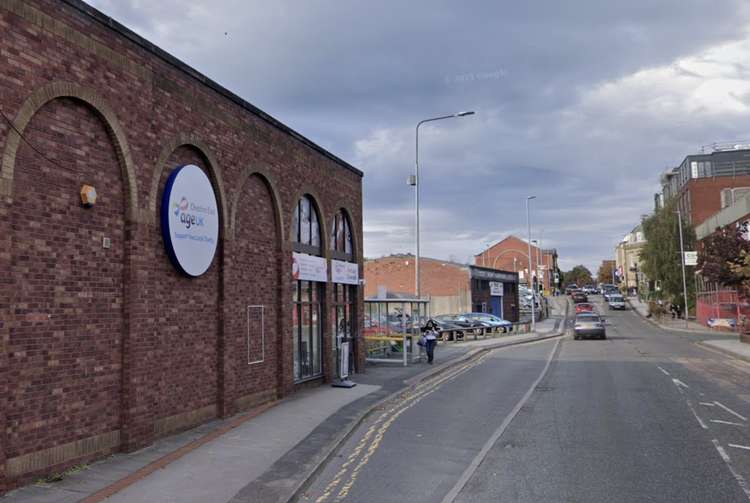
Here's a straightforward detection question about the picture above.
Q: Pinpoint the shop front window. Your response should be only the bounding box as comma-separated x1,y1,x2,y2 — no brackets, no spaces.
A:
331,210,356,375
292,195,323,381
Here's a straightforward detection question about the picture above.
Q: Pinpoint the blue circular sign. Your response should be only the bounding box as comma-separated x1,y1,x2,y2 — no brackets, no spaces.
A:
161,165,220,277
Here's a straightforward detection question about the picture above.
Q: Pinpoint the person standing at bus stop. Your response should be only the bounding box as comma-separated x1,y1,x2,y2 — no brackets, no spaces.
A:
422,320,439,364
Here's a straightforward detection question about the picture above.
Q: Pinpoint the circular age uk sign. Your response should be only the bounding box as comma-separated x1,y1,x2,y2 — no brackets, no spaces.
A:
161,164,220,277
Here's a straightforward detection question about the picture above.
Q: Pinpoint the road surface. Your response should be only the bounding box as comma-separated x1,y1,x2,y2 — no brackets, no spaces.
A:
299,297,750,502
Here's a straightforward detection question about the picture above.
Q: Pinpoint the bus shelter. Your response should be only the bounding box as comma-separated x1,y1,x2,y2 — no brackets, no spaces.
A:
363,299,430,366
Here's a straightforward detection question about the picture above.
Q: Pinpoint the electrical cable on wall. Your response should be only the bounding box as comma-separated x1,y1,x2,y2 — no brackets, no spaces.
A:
0,106,70,172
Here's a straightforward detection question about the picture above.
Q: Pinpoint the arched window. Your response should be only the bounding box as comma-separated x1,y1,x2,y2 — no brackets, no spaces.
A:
330,209,357,377
330,209,353,260
291,195,323,381
291,195,320,253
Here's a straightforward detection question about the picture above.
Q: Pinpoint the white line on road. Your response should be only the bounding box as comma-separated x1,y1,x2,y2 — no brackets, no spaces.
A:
710,419,746,427
713,439,750,500
657,366,671,376
440,338,561,503
672,378,689,389
686,400,708,430
730,444,750,451
715,401,748,422
700,402,716,407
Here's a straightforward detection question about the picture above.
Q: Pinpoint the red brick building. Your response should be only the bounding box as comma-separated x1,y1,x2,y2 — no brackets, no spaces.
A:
0,0,363,491
660,148,750,226
474,235,559,294
364,255,520,321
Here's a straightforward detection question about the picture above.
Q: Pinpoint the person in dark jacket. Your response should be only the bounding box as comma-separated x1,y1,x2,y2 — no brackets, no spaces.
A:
422,319,439,364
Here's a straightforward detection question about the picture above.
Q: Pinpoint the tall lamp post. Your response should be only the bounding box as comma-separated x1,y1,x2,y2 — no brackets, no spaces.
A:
526,195,537,332
414,111,474,298
676,208,689,329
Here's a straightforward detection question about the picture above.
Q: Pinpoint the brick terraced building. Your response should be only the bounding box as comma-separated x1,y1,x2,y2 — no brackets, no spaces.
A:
0,0,363,491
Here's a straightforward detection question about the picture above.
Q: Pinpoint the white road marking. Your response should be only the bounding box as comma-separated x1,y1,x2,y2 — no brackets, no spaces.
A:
440,338,561,503
672,378,689,389
700,402,716,407
657,366,671,376
686,400,708,429
713,439,750,500
715,401,748,422
730,444,750,451
715,439,732,462
710,419,745,427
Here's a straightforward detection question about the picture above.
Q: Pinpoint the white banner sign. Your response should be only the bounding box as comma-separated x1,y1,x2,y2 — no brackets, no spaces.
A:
161,164,220,277
292,252,327,282
332,259,359,285
489,281,504,296
684,251,698,266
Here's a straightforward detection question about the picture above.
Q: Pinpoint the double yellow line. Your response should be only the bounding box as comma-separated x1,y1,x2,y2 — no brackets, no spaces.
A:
314,351,493,502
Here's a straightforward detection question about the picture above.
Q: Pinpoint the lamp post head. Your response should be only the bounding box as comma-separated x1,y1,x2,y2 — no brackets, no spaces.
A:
527,195,536,201
455,111,475,117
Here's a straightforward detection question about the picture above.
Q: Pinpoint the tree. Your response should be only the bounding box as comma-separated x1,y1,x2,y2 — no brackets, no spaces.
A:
597,261,615,285
639,199,696,306
699,223,750,290
563,265,593,286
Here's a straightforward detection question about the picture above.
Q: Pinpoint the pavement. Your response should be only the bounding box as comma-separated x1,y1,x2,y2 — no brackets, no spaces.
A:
301,294,750,502
1,297,568,503
625,295,750,364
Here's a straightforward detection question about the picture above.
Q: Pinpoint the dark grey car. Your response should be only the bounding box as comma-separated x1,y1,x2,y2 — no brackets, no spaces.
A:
574,313,606,340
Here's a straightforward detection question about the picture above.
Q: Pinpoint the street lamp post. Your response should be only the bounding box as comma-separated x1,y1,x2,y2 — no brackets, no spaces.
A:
526,196,537,332
676,208,689,329
414,111,474,299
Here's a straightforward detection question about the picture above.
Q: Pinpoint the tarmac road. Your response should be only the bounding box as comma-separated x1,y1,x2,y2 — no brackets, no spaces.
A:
299,296,750,502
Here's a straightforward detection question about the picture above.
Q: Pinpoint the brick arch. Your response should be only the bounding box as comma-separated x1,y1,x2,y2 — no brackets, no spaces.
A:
289,189,329,256
148,135,229,235
0,82,139,221
230,168,284,245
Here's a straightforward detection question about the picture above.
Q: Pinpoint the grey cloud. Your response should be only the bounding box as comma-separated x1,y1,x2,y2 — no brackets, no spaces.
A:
87,0,750,271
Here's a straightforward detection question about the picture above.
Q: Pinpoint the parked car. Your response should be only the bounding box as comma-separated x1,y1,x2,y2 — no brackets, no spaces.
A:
575,302,595,314
571,291,588,303
565,284,579,295
608,294,627,310
464,313,513,332
574,313,606,340
430,316,467,341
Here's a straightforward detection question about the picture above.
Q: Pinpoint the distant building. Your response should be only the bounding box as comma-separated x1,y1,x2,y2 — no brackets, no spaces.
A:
473,235,560,294
364,255,520,320
660,146,750,226
615,225,647,293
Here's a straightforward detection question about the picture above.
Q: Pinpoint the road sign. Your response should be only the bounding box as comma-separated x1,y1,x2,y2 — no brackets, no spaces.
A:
684,251,698,266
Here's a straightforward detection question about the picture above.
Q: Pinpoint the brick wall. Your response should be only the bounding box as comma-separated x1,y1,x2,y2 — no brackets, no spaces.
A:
684,175,750,226
364,255,470,298
0,0,363,491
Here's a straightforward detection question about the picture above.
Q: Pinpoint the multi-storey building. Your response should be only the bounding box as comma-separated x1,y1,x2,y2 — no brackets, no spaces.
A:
615,225,647,293
660,146,750,226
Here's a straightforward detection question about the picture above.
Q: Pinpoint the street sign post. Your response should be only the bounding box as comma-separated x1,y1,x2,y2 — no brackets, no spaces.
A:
684,251,698,266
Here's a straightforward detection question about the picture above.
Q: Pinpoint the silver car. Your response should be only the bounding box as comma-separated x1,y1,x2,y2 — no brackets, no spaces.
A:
608,295,626,310
574,313,606,340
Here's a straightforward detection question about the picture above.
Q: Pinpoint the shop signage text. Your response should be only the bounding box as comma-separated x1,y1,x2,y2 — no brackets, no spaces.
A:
332,259,359,285
161,164,219,277
292,252,327,282
489,281,504,296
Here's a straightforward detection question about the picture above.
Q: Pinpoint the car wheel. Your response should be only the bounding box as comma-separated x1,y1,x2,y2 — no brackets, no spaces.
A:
574,335,580,340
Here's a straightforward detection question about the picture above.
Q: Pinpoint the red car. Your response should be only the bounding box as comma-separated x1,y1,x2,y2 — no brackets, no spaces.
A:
575,302,595,314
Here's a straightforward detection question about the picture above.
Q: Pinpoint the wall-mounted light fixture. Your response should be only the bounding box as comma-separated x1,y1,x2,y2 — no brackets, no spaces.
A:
80,184,97,207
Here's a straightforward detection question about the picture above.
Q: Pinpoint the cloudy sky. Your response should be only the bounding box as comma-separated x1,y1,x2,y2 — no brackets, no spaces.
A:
88,0,750,272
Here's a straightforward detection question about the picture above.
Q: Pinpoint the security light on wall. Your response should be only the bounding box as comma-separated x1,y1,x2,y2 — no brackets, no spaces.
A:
407,174,416,186
80,184,97,207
